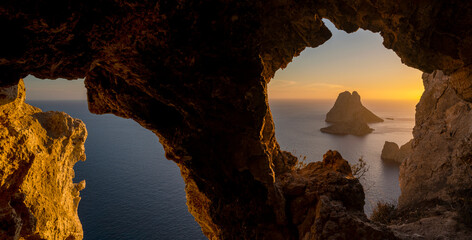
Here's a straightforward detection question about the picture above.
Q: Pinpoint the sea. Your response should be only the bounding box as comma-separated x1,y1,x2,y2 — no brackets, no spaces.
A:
27,99,416,240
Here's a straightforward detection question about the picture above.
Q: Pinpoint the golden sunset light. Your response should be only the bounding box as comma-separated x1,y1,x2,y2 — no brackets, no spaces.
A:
269,20,423,101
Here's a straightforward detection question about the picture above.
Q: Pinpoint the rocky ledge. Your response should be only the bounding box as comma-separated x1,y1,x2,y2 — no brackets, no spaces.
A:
0,80,87,239
279,150,396,240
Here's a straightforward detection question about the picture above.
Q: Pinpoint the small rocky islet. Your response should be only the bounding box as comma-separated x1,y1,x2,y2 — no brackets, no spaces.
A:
321,91,383,136
381,140,414,164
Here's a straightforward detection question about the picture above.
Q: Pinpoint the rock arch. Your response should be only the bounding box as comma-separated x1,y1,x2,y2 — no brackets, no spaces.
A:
1,1,471,239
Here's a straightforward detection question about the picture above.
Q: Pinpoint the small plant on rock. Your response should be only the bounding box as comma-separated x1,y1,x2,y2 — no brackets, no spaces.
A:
351,157,369,180
295,155,308,170
371,201,397,224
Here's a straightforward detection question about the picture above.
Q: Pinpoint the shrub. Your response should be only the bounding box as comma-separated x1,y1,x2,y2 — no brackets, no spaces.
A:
351,157,368,179
371,201,397,224
295,155,308,170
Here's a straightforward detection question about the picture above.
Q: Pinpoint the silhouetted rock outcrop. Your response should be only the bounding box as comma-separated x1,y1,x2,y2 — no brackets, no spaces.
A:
321,91,382,136
326,91,383,123
381,141,400,161
321,119,373,136
381,140,413,164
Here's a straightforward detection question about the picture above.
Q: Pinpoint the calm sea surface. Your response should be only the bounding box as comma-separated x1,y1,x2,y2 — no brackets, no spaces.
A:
270,99,416,214
27,100,206,240
27,99,416,239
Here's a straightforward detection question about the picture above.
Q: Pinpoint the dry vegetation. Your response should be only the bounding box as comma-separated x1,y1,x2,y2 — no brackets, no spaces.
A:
351,157,368,180
371,201,397,224
295,155,308,170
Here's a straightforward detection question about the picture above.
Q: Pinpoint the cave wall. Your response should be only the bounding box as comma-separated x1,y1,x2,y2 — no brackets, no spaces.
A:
0,0,472,239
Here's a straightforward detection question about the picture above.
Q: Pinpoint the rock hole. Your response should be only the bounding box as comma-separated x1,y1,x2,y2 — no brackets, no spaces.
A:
268,19,423,214
22,76,205,239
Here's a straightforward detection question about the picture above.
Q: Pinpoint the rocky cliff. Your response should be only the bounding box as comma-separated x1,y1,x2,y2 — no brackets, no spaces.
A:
399,71,472,210
0,0,471,239
321,91,382,136
0,80,87,239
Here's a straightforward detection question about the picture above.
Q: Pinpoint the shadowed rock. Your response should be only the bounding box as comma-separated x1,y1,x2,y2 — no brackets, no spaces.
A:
321,119,374,136
0,0,472,239
279,150,397,240
381,141,400,162
326,91,383,123
381,140,413,164
321,91,382,136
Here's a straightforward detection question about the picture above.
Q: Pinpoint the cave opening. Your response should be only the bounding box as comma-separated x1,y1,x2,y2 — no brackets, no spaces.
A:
268,19,423,214
22,76,206,239
2,1,472,239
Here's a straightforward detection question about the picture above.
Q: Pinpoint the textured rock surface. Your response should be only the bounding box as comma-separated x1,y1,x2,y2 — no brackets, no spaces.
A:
321,91,381,136
0,1,471,239
279,151,397,240
395,70,472,240
396,140,413,164
399,71,472,209
313,1,472,76
381,140,413,164
0,80,87,239
389,206,472,240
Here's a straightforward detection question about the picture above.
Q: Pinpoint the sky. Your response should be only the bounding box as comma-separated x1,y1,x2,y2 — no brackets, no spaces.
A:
23,76,86,100
23,19,423,101
268,19,423,100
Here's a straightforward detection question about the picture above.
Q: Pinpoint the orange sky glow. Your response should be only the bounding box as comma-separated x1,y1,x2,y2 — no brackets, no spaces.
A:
268,20,423,101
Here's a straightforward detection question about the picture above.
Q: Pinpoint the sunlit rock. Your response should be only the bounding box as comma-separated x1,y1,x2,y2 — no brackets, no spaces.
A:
400,71,472,208
394,71,472,239
0,80,87,239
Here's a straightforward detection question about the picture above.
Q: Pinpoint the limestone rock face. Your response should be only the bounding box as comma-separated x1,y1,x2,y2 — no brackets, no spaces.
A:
396,140,413,164
381,140,413,164
321,91,382,136
0,80,87,239
399,71,472,210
